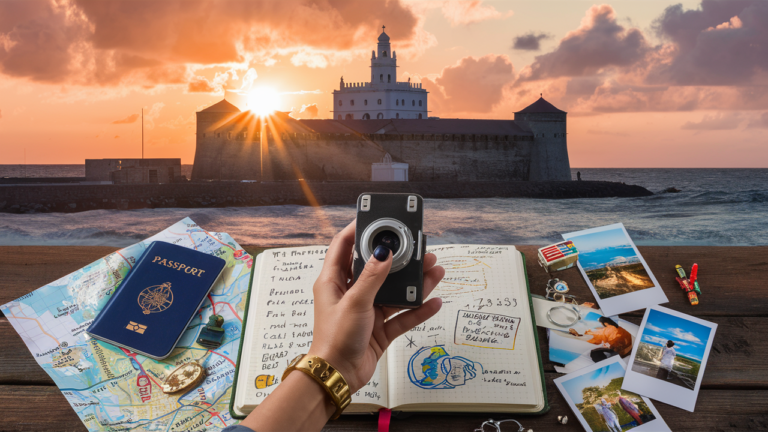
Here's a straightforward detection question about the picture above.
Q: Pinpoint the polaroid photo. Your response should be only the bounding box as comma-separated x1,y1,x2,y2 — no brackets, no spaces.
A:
555,356,671,432
562,223,668,316
554,319,640,374
622,305,717,412
548,317,639,369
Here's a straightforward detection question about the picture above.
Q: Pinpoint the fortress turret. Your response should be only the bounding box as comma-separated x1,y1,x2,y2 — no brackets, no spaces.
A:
514,96,571,181
191,99,242,180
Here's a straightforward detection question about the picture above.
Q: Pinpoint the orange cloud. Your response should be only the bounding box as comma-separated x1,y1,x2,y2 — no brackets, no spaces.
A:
0,0,424,88
112,113,139,124
290,103,320,119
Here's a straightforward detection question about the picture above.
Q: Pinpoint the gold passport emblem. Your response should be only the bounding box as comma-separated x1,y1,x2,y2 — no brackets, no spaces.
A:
137,282,174,315
126,321,147,334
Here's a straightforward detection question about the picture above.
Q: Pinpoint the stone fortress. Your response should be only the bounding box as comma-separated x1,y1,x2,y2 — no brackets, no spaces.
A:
191,28,571,183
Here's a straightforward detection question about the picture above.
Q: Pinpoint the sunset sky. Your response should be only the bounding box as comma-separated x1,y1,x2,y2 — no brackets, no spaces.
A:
1,0,766,167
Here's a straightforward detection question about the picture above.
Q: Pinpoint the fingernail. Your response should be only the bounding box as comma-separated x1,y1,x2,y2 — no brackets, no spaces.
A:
373,245,390,261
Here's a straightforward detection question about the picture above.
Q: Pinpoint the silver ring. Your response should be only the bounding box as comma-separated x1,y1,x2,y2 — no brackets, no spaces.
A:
547,305,581,327
360,218,414,273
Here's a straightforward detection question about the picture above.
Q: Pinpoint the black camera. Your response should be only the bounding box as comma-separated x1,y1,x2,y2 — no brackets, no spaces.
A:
353,193,426,309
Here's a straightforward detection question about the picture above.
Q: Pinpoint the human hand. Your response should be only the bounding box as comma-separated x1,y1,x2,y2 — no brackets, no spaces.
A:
307,220,445,393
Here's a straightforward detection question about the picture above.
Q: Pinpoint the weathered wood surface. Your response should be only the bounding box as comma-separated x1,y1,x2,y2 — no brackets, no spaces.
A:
3,314,766,389
0,382,766,432
1,245,767,431
1,246,766,317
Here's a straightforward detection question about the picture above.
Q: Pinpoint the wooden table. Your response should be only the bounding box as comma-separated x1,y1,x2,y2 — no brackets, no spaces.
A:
1,245,766,431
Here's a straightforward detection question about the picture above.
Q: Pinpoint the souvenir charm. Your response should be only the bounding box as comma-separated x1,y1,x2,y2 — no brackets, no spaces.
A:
538,241,579,275
161,361,206,394
545,278,578,304
675,264,700,305
538,241,579,303
197,314,226,349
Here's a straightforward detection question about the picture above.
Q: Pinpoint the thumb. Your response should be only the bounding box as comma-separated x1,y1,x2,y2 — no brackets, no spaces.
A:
346,245,392,309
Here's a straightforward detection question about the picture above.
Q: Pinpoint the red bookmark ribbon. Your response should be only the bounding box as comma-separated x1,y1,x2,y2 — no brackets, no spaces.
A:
378,408,392,432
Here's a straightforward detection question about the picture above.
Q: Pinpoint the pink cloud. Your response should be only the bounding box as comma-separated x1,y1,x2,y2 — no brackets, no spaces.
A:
521,5,648,80
440,1,512,26
423,54,515,115
648,1,768,86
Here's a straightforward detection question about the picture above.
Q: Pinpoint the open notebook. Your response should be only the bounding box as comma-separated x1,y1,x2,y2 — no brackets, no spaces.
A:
230,245,547,417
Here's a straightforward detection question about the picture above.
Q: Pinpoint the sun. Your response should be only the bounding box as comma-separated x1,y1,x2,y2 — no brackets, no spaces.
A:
247,87,281,116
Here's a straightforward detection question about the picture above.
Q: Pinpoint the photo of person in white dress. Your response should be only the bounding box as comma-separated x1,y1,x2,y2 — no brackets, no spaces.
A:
656,340,676,380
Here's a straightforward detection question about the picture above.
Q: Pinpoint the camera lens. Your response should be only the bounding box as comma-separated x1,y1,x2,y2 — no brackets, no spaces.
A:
360,218,414,273
372,230,401,254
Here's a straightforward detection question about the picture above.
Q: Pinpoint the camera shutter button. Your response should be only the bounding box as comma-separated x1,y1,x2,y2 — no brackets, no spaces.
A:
407,286,417,302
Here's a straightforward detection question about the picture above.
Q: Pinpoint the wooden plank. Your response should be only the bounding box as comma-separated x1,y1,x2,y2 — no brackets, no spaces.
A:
0,318,52,385
0,246,119,308
1,386,85,432
2,246,766,317
3,314,766,388
515,245,768,317
3,381,766,432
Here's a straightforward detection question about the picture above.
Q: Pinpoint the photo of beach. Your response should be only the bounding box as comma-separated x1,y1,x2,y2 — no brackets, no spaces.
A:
560,361,657,432
630,309,712,390
565,226,654,300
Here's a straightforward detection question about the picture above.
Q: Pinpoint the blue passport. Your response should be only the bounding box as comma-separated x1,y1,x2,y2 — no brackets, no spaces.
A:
87,241,226,359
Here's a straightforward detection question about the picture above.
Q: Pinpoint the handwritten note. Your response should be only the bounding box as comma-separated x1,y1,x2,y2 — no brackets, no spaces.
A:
454,310,521,350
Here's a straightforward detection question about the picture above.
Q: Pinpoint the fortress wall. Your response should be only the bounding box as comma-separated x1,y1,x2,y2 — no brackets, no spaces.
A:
370,134,534,181
193,130,542,182
193,133,389,181
269,135,387,181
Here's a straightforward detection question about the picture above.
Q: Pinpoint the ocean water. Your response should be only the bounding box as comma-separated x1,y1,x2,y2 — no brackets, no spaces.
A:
0,168,765,247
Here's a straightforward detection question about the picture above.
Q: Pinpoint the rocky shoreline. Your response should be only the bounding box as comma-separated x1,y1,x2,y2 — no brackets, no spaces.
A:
0,180,652,214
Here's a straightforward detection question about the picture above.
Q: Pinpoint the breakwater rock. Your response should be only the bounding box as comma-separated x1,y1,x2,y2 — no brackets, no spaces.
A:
0,180,652,214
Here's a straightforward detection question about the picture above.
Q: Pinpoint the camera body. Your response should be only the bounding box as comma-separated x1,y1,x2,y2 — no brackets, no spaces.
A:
353,193,426,309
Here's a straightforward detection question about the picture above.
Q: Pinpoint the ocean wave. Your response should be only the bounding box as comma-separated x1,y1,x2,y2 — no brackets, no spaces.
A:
1,168,766,246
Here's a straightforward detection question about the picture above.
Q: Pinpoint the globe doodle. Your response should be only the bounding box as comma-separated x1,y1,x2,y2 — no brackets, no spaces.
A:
138,282,174,315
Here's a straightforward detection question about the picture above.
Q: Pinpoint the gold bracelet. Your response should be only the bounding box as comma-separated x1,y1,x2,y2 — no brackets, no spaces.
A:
282,354,351,420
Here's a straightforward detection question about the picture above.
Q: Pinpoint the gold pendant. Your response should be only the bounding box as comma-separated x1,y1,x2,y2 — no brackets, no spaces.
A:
161,361,206,394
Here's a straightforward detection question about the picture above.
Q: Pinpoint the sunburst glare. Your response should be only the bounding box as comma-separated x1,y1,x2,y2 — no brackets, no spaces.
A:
247,87,281,116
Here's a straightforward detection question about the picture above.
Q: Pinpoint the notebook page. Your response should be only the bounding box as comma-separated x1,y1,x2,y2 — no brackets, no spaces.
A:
238,246,388,411
387,245,541,408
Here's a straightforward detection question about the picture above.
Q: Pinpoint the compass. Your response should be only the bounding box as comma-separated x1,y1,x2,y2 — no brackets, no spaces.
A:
137,282,174,315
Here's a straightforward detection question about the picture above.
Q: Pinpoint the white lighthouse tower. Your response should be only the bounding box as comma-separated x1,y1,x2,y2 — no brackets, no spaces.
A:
332,26,428,120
